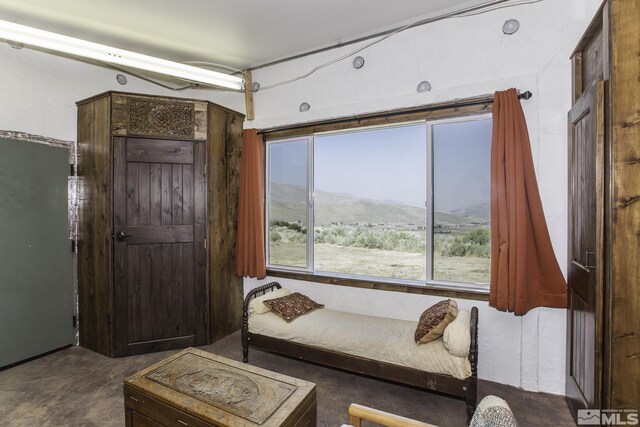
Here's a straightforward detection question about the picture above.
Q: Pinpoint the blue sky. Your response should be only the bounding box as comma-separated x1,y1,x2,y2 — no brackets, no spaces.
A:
432,119,491,211
269,118,491,212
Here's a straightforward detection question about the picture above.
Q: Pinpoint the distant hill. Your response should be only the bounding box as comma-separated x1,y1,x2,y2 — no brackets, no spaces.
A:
269,184,488,226
450,203,490,221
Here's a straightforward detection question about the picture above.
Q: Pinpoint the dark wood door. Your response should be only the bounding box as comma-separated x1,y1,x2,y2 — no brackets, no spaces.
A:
113,137,207,356
566,81,605,417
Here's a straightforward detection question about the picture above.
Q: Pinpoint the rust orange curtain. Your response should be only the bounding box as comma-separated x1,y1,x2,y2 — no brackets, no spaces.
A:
490,89,567,315
236,129,267,279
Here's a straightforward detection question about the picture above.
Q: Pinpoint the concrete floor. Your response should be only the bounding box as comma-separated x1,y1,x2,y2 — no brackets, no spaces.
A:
0,331,576,426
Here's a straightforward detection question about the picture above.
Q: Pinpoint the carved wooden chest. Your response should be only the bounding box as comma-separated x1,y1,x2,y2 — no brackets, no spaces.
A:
124,348,317,427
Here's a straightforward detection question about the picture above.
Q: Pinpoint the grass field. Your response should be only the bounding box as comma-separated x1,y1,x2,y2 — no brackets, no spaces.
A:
269,241,490,284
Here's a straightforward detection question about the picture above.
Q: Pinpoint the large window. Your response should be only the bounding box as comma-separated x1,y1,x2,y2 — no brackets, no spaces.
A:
266,114,491,288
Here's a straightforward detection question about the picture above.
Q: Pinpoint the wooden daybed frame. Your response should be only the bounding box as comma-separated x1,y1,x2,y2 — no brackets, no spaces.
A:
241,282,479,422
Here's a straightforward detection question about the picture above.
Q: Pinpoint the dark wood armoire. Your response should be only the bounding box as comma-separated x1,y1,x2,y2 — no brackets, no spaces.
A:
566,0,639,419
77,91,245,357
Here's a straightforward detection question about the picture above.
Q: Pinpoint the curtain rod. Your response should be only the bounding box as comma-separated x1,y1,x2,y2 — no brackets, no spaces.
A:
257,90,532,136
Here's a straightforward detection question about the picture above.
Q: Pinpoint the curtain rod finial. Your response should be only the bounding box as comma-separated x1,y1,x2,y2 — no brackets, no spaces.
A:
519,90,533,100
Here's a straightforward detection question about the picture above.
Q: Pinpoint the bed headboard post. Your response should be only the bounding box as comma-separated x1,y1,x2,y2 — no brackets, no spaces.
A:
466,306,479,423
242,282,283,363
242,304,249,363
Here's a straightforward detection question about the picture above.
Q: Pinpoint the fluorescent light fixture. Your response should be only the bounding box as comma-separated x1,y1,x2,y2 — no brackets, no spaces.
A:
0,19,244,90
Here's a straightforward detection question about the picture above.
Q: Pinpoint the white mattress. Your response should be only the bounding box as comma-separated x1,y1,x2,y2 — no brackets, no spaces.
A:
249,308,471,380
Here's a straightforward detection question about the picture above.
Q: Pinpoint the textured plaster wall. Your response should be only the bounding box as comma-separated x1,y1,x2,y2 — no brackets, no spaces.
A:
0,44,245,142
244,0,602,394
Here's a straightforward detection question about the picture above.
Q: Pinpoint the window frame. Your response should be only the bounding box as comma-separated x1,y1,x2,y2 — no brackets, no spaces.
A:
263,101,494,299
426,113,492,287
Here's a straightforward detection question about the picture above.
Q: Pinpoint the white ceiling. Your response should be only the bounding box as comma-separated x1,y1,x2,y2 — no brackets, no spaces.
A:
0,0,495,71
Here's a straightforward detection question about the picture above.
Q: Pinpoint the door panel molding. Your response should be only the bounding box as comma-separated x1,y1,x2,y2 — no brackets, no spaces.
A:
566,80,605,414
113,136,207,356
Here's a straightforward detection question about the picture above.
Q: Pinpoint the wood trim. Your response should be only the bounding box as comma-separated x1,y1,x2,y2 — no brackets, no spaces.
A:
607,0,640,409
125,335,197,356
348,404,436,427
261,101,492,140
112,137,128,356
207,105,245,342
193,140,208,345
77,95,114,356
572,52,584,104
570,0,608,58
267,269,490,301
244,69,255,121
260,91,531,140
76,90,245,117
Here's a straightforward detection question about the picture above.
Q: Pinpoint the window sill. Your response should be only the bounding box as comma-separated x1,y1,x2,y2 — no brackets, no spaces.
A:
266,269,490,302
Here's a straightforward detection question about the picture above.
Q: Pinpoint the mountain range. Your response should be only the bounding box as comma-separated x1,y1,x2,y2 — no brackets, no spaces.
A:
269,183,489,226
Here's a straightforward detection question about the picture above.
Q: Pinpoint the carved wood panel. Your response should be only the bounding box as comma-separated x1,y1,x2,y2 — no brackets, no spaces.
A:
129,99,195,138
111,94,208,140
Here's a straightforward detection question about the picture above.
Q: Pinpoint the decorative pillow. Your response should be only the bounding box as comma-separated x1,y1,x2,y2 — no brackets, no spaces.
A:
469,395,517,427
443,309,471,357
263,292,324,322
414,299,458,344
248,288,292,315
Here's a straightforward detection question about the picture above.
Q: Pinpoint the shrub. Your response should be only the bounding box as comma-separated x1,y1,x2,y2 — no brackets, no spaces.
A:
442,228,490,258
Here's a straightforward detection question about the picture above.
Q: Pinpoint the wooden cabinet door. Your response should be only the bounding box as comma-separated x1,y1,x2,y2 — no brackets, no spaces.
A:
566,81,605,416
113,137,207,356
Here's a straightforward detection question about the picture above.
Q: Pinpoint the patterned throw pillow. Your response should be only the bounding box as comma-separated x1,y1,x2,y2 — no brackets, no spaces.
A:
263,292,325,322
248,288,292,315
414,299,458,344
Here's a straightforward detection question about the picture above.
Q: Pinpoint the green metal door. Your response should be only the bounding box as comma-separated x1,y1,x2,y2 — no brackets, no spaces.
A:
0,138,73,367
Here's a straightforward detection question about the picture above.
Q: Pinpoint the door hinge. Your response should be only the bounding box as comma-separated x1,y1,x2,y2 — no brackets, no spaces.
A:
204,238,207,250
72,315,77,328
71,240,76,253
70,163,75,176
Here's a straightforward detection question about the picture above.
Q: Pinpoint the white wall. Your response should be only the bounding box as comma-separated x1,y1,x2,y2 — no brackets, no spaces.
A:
245,0,602,394
0,44,245,142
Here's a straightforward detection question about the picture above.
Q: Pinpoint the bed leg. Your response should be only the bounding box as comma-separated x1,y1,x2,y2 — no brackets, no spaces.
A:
466,377,477,424
242,306,249,363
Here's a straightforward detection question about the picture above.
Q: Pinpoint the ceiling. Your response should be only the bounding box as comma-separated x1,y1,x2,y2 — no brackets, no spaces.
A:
0,0,496,71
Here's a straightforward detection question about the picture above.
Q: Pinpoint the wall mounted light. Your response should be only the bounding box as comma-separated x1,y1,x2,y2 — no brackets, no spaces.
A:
417,81,432,93
352,56,365,69
116,74,128,85
0,19,243,90
502,19,520,35
299,102,310,112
